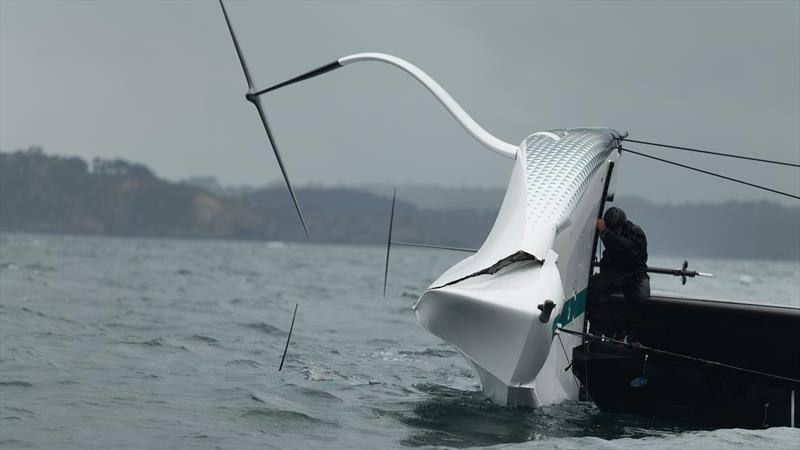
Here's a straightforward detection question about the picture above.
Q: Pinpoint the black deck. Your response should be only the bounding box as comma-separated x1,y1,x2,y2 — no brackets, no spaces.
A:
573,293,800,428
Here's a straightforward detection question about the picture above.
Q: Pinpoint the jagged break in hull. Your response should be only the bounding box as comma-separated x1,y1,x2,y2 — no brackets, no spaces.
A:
415,128,623,407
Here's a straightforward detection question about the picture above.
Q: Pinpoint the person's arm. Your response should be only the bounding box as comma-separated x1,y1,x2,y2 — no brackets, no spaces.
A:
600,226,646,257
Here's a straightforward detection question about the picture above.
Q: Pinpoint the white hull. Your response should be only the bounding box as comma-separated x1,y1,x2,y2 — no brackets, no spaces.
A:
469,322,583,407
415,128,622,407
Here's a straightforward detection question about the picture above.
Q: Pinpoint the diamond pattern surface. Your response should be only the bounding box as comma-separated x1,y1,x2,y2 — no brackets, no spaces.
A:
523,128,619,235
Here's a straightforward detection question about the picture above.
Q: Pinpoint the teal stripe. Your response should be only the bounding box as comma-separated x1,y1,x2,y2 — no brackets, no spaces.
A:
552,288,588,335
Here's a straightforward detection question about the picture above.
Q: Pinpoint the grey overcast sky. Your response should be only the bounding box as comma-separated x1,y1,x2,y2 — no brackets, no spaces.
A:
1,0,799,205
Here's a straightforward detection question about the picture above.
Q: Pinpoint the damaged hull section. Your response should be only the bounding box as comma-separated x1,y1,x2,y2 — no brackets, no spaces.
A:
415,128,623,407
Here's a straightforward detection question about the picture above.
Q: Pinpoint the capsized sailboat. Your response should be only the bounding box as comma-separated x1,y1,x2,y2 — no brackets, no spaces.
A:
218,0,799,426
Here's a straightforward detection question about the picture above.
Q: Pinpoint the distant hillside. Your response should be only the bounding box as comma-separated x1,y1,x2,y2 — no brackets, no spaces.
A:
1,149,798,260
363,184,800,260
614,197,800,261
360,183,505,212
0,148,493,247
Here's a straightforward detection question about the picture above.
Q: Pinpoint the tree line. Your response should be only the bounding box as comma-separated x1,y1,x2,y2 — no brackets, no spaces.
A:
1,148,797,259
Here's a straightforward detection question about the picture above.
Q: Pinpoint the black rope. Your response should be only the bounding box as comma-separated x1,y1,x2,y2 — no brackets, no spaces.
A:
583,332,591,402
622,138,800,168
556,332,581,389
556,327,800,384
621,147,800,200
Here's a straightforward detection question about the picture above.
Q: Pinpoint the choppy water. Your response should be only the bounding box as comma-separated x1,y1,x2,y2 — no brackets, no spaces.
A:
1,233,798,449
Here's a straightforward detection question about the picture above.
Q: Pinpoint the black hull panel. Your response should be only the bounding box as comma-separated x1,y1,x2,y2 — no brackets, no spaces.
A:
574,293,800,428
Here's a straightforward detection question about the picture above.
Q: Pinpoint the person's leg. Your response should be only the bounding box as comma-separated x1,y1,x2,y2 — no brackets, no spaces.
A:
589,270,624,336
624,273,650,301
622,273,650,341
589,271,614,303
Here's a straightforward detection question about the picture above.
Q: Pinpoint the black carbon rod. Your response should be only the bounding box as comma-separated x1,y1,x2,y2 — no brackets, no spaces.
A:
278,303,298,372
391,241,477,253
251,61,343,97
219,0,310,237
591,261,712,278
622,147,800,200
218,0,254,89
584,159,616,402
622,138,800,168
251,99,310,237
383,188,397,298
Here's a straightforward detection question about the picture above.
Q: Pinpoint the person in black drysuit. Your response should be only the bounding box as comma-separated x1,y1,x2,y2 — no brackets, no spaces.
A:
589,207,650,341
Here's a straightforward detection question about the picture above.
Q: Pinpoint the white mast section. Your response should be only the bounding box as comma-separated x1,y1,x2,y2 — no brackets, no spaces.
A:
337,53,518,159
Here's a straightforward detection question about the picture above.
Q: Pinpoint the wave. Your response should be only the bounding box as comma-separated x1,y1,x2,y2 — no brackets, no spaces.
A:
0,381,34,388
21,263,57,272
400,290,421,298
240,407,338,428
241,321,284,335
398,348,458,358
281,384,343,404
123,337,189,352
19,307,46,318
189,334,219,343
225,359,261,368
1,405,40,418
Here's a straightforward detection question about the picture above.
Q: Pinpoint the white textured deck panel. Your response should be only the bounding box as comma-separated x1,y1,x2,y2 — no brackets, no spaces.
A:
523,128,620,236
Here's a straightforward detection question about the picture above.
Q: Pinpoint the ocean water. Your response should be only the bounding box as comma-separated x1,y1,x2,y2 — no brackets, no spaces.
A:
0,232,798,449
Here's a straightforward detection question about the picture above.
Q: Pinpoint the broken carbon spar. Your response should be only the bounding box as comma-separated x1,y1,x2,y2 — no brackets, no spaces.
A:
278,303,298,372
218,0,310,237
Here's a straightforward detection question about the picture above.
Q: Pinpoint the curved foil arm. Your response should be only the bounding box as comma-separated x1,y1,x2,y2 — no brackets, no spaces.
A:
251,52,519,160
338,53,518,159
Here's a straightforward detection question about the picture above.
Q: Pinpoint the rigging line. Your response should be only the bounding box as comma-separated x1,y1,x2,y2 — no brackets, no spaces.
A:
557,327,800,384
620,147,800,200
391,241,477,253
622,138,800,168
555,332,581,390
